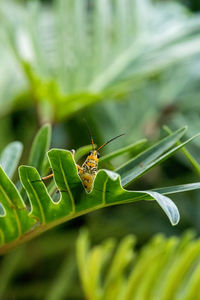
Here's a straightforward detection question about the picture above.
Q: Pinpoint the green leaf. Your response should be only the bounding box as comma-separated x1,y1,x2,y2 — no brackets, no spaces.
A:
117,127,195,186
28,123,51,175
144,191,180,226
1,125,200,253
19,165,60,225
153,182,200,195
104,235,135,287
2,0,200,122
0,166,35,246
0,147,182,254
76,231,200,300
18,123,51,205
47,149,172,217
163,125,200,176
99,139,147,165
0,142,23,179
76,228,116,300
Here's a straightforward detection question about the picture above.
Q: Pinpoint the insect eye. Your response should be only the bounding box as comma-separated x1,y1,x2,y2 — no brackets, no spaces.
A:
89,151,93,155
97,152,100,158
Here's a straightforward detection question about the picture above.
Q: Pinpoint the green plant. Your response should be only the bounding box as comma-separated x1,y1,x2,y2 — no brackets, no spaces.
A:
1,0,200,123
77,229,200,300
1,124,200,254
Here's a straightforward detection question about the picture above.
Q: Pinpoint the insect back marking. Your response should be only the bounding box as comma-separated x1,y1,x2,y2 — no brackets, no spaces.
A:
77,121,124,193
78,150,99,193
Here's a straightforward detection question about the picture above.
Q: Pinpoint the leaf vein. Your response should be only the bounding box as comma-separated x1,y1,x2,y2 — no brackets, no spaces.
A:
26,179,46,225
102,177,108,205
59,157,75,213
0,184,22,238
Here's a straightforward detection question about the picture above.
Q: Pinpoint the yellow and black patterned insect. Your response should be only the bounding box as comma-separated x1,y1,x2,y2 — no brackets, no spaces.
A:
42,123,124,193
77,129,124,192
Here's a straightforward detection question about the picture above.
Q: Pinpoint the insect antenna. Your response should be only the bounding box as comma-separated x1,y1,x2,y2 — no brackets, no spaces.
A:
83,119,95,151
97,133,125,151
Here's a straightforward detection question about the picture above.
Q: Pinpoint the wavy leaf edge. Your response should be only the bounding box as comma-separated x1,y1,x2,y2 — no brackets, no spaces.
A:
0,146,197,254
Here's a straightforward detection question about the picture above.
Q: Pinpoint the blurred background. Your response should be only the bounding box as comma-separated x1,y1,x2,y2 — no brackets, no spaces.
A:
0,0,200,299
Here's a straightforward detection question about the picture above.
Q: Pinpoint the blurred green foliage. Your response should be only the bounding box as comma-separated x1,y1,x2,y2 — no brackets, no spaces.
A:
77,230,200,300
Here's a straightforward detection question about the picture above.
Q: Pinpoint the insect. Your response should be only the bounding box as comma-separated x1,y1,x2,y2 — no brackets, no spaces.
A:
77,128,124,193
42,125,124,193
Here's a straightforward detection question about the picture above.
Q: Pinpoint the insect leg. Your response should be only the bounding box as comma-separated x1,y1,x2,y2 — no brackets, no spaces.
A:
41,173,54,181
42,150,75,181
76,164,83,173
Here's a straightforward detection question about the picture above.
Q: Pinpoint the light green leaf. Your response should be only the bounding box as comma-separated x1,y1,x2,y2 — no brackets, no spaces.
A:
99,139,147,165
0,142,23,179
117,127,199,186
144,191,180,226
76,231,200,300
2,1,200,122
28,123,51,174
154,182,200,195
163,125,200,176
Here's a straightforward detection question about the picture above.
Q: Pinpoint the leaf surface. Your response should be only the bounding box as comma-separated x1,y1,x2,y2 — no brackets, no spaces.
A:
1,130,200,253
153,182,200,195
0,142,23,179
0,166,35,245
117,127,199,186
99,139,147,166
28,124,51,174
